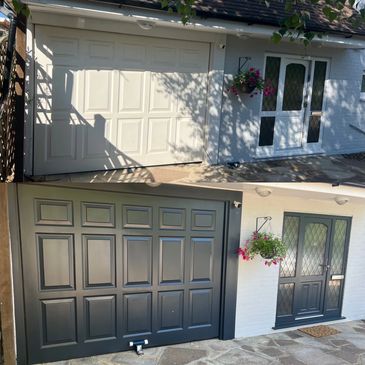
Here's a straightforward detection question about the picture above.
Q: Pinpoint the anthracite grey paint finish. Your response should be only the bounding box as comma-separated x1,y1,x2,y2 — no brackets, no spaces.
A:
276,212,352,328
15,184,242,364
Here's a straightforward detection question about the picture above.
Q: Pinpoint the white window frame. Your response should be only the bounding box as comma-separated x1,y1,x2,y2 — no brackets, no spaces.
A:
360,72,365,101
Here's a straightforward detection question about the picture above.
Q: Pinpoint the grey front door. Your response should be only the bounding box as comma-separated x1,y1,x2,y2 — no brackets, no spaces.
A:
276,213,351,328
18,185,226,364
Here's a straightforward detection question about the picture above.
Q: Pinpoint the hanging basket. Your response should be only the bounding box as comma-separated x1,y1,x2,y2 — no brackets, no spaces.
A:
239,84,256,94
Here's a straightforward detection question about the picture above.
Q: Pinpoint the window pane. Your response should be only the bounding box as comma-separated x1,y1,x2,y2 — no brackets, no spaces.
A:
330,220,347,275
258,117,275,146
311,61,327,111
262,57,281,112
277,283,294,316
280,216,300,278
307,115,321,143
361,74,365,93
301,223,327,276
282,63,306,111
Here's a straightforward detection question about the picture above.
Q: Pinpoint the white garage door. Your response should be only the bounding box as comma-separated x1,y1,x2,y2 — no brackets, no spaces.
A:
33,25,210,175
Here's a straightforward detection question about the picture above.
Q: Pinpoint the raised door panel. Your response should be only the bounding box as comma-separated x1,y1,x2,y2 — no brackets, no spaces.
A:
83,235,116,288
157,291,184,332
84,296,116,341
41,298,77,346
38,234,75,290
159,237,184,285
123,236,152,286
123,293,152,336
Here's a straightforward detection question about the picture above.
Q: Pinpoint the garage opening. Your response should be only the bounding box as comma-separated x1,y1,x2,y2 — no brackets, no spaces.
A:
14,184,240,364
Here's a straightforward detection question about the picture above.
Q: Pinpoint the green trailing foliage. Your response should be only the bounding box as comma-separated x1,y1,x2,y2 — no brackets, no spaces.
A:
159,0,365,45
11,0,30,17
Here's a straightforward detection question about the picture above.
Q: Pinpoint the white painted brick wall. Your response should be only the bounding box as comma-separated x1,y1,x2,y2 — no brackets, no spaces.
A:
235,190,365,338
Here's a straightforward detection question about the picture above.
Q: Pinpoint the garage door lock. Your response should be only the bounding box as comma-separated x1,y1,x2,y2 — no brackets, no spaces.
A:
129,339,149,355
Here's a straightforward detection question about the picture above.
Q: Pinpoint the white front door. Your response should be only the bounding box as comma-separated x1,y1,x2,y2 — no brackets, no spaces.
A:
257,55,328,157
33,25,210,175
275,58,309,150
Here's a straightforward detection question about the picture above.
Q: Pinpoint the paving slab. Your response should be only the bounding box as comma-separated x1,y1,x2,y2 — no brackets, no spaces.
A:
42,320,365,365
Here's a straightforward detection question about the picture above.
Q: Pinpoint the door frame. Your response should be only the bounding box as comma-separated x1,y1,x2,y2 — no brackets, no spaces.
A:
274,212,352,329
256,53,330,159
8,183,242,364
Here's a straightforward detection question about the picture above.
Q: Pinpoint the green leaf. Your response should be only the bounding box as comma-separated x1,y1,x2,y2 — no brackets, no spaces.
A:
271,32,282,43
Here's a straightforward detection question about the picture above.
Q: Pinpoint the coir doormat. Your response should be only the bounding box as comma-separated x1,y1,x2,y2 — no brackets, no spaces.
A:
299,325,340,338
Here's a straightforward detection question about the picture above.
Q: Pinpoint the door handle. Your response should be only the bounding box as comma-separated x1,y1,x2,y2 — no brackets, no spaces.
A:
331,274,345,280
319,264,330,270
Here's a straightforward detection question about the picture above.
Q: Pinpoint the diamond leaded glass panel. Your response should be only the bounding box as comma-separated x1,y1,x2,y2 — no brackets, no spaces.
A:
277,283,294,316
330,220,347,275
262,56,281,112
280,216,299,278
301,223,327,276
326,280,341,310
282,63,306,111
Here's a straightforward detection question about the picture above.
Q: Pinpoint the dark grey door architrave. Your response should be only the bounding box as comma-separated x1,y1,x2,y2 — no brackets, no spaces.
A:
13,184,242,364
276,212,351,328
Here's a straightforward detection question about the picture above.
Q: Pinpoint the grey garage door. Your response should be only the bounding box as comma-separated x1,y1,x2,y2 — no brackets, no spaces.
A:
18,185,226,364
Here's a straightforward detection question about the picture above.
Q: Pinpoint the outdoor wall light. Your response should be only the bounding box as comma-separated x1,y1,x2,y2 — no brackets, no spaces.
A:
334,196,349,205
255,187,272,197
137,20,155,30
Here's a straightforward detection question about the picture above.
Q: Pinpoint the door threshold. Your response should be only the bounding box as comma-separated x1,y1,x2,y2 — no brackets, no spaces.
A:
273,316,346,330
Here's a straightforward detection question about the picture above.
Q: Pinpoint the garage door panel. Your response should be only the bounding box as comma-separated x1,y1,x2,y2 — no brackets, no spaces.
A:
123,205,153,229
35,198,73,226
18,186,226,363
118,72,145,112
123,293,152,336
81,202,115,227
80,117,114,160
157,291,184,332
190,238,214,283
45,119,77,160
41,298,77,346
159,207,186,230
38,234,75,291
84,296,117,341
34,26,208,174
159,237,184,285
191,209,216,231
123,236,152,286
147,118,172,153
117,118,143,155
82,235,116,288
189,289,213,328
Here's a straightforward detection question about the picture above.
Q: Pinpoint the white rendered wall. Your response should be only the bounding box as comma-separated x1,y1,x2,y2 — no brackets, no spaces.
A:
235,190,365,338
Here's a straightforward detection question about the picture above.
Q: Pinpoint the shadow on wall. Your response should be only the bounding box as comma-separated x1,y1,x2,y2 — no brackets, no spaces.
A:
32,33,223,178
218,38,365,164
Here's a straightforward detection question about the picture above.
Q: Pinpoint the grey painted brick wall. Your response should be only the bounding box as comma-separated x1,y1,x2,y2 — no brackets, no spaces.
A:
218,35,365,163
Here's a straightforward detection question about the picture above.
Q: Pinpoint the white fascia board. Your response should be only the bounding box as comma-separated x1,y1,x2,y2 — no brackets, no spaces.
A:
24,0,365,49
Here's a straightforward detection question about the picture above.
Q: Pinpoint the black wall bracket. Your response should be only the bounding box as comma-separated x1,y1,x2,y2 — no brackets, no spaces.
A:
238,56,252,73
255,216,272,232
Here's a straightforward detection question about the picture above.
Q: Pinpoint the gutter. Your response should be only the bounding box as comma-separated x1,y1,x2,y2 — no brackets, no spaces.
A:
23,0,365,48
